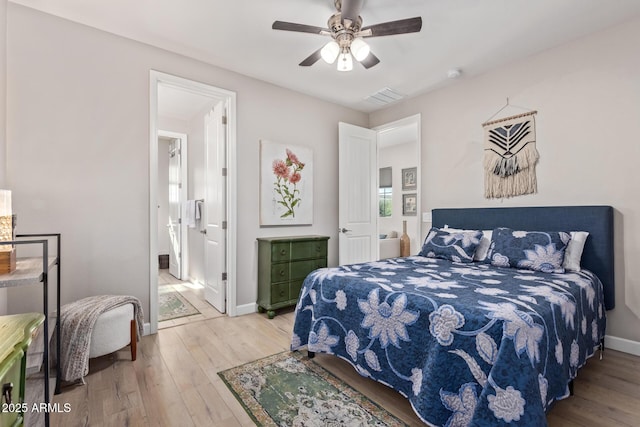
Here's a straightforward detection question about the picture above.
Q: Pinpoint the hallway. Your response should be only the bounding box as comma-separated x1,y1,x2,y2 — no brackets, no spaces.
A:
158,269,224,329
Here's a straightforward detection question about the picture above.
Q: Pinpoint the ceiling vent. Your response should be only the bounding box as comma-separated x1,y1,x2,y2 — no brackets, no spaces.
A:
364,87,405,106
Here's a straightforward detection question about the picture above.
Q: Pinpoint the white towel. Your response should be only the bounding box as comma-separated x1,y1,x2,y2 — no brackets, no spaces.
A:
195,200,203,220
185,200,197,228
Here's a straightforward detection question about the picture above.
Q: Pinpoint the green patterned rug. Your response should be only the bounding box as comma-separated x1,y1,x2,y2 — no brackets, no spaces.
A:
218,351,407,426
158,287,200,321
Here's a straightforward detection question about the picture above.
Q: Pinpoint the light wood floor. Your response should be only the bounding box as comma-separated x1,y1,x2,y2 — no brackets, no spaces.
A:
157,269,224,329
49,308,640,426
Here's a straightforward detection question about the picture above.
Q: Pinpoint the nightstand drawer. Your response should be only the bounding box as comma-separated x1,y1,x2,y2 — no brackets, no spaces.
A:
270,263,290,282
290,259,327,280
290,279,305,302
271,243,291,262
0,347,25,427
270,282,290,304
290,241,328,260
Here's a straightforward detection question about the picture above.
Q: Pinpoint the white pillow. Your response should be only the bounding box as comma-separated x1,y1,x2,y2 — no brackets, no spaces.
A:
563,231,589,271
443,226,492,262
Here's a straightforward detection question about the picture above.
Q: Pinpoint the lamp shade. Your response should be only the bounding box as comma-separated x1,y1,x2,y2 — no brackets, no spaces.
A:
350,38,370,61
320,41,340,64
337,51,353,71
0,190,13,256
0,190,11,217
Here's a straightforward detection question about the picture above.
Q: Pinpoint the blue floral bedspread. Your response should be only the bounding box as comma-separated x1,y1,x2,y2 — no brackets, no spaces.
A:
290,256,606,426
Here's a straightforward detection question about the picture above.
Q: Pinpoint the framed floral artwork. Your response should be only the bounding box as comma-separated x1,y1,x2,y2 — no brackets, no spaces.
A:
402,167,417,191
260,140,313,226
402,193,417,216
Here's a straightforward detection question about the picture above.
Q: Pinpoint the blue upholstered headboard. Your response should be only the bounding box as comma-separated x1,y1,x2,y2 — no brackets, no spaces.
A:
432,206,615,310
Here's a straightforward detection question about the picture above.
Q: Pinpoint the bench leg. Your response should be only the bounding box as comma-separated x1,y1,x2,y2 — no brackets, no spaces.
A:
130,319,137,361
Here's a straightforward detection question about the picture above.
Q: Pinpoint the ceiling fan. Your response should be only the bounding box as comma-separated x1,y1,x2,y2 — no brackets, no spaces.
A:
272,0,422,71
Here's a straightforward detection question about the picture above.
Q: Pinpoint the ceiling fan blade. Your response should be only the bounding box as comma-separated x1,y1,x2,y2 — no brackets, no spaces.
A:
341,0,363,27
359,52,380,69
272,21,328,35
361,17,422,37
299,47,324,67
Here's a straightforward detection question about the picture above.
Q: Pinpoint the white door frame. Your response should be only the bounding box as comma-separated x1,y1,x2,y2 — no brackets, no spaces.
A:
149,70,238,334
159,130,188,280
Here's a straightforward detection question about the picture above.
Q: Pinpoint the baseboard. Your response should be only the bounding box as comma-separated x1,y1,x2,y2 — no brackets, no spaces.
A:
143,322,151,336
605,335,640,356
235,302,257,316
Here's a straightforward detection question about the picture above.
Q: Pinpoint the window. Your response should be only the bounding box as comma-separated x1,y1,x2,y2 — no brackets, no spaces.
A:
379,167,392,217
379,187,392,217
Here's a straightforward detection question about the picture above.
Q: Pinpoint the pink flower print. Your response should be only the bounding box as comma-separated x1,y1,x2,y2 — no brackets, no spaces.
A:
272,159,290,180
286,149,302,166
290,172,301,184
273,148,305,219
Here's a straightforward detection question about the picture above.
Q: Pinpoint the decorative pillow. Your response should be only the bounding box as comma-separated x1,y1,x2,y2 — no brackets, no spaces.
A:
563,231,589,271
444,227,493,261
486,228,571,273
419,227,483,263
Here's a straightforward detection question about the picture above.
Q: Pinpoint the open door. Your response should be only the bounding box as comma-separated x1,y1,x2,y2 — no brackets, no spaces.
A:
168,138,182,279
338,122,378,265
204,102,227,313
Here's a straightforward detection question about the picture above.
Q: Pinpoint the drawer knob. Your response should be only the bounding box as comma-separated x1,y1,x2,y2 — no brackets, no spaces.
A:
2,382,13,405
280,290,285,297
280,249,287,256
280,270,286,276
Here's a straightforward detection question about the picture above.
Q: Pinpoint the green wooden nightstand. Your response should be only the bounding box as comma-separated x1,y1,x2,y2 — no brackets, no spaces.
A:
257,235,329,318
0,313,45,427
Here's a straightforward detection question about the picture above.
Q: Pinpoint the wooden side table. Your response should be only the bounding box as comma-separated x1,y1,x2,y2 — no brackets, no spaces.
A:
0,313,45,427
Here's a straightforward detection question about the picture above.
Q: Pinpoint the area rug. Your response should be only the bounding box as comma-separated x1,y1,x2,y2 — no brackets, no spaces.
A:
218,351,408,426
158,287,200,321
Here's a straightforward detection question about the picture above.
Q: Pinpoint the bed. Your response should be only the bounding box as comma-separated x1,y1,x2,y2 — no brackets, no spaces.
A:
291,206,614,426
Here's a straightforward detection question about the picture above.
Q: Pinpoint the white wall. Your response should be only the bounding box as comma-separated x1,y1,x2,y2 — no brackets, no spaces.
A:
5,4,368,318
370,17,640,344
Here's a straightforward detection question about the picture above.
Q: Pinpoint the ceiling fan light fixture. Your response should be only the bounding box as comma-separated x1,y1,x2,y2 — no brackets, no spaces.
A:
350,37,370,61
337,50,353,71
320,40,340,64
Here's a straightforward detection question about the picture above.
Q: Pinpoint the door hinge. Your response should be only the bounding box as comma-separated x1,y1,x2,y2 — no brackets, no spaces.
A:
178,183,182,189
222,272,227,281
222,116,227,125
222,220,227,230
178,218,181,224
222,167,227,177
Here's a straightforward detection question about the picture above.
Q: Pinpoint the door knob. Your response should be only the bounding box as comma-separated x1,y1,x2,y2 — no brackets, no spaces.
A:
338,228,352,233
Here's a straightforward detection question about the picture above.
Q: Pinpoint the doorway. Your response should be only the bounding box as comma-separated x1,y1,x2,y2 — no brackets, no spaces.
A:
338,115,421,265
149,71,238,334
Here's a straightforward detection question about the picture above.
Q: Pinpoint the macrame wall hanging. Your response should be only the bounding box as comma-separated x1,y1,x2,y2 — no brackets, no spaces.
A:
482,100,539,199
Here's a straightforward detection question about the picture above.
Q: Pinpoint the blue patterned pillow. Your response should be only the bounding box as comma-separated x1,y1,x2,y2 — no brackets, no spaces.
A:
419,227,483,263
486,227,571,273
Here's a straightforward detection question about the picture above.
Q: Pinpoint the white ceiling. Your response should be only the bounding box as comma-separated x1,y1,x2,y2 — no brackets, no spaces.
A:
11,0,640,113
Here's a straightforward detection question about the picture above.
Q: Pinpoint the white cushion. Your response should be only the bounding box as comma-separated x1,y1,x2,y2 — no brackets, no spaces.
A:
563,231,589,272
89,303,135,358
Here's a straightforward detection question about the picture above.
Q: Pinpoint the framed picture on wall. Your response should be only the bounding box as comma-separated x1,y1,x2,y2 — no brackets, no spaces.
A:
402,193,417,216
259,140,313,226
402,167,417,191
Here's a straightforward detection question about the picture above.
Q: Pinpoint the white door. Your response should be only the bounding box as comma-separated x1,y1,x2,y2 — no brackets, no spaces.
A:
204,102,227,313
168,138,182,279
338,122,378,265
